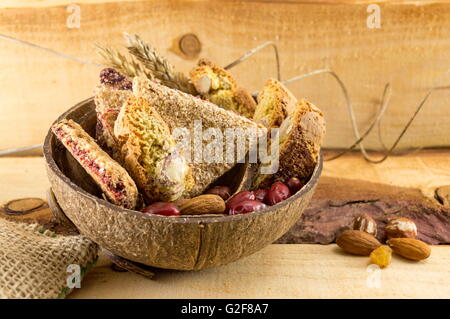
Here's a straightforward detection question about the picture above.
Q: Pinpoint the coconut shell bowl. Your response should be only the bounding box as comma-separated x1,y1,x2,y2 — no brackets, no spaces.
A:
43,97,323,273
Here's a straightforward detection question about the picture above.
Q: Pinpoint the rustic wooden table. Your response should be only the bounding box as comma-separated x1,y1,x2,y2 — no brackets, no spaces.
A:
1,151,449,298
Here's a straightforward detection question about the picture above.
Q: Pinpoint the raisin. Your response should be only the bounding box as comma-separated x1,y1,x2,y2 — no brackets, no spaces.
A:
370,245,392,268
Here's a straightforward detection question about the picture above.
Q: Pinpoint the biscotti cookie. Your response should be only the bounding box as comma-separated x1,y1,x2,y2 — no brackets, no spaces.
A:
114,96,194,202
52,119,139,209
94,68,132,157
132,77,263,198
253,79,298,129
189,58,256,118
253,99,326,188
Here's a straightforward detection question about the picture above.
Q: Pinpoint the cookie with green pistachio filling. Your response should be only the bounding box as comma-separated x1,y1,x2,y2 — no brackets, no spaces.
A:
189,58,256,118
132,77,263,198
114,96,194,202
52,119,138,209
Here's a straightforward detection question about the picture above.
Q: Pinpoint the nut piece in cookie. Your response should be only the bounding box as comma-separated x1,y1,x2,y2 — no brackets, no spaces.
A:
114,96,194,202
189,58,256,118
52,119,139,209
253,99,326,188
94,68,132,158
253,79,297,129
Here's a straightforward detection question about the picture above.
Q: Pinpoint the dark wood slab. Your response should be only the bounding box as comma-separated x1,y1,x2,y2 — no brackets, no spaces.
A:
277,176,450,245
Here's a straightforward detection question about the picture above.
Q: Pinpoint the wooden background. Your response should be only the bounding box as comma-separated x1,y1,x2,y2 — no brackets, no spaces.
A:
0,0,449,150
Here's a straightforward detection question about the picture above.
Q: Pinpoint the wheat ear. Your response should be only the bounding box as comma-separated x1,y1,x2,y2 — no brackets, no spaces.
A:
123,33,196,95
96,44,153,79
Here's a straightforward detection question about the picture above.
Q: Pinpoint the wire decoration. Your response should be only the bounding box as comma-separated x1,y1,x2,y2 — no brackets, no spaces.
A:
224,41,281,81
225,43,450,163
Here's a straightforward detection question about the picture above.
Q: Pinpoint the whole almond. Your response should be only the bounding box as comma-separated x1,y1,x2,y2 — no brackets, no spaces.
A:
385,217,417,239
387,238,431,261
179,194,226,215
352,213,377,236
336,230,381,256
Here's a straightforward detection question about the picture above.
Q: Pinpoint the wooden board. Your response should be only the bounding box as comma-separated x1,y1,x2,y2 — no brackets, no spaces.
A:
0,157,49,201
67,244,450,299
0,0,450,150
323,150,450,200
0,151,449,298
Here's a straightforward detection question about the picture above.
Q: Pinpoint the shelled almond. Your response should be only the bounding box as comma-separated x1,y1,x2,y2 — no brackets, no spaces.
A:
179,194,226,215
387,238,431,261
336,230,381,256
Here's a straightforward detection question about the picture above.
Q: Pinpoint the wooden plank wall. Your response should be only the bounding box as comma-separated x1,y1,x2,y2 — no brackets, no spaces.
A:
0,0,449,150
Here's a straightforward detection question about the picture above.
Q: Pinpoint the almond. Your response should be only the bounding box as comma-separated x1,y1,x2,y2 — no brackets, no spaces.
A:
336,230,381,256
352,213,377,236
387,238,431,261
385,217,417,239
179,194,226,215
195,74,212,94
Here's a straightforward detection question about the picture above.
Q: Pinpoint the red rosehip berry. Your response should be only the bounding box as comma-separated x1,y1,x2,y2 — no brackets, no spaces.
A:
286,177,304,194
254,189,269,203
141,202,180,216
228,200,266,215
226,191,255,210
267,182,291,206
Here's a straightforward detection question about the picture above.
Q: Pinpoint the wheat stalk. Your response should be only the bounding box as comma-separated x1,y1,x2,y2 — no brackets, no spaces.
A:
96,44,153,79
123,33,197,95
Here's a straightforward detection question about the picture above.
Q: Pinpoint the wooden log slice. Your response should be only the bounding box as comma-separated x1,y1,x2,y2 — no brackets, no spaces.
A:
0,197,52,225
277,177,450,245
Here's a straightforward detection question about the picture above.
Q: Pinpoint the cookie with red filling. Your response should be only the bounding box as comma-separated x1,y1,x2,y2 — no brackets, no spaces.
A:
52,119,139,209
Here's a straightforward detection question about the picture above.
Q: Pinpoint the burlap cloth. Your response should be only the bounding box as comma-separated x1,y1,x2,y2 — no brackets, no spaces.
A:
0,218,98,299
